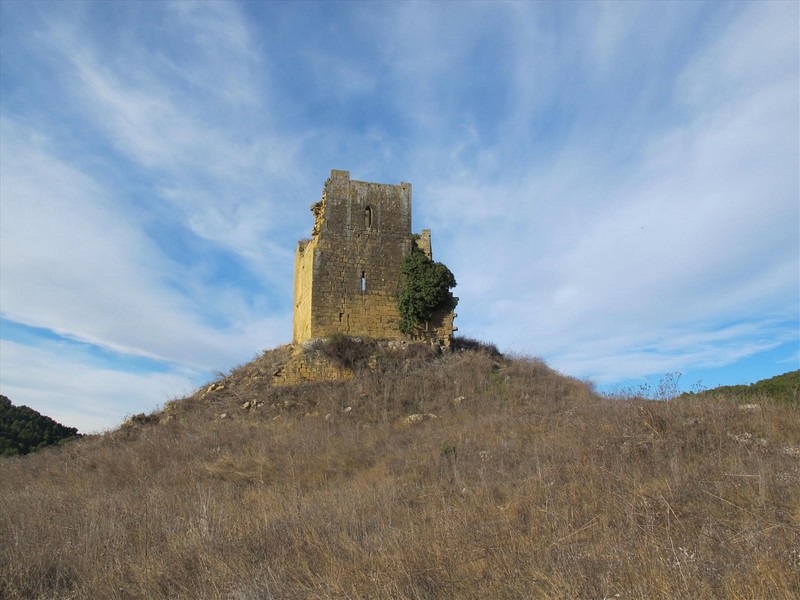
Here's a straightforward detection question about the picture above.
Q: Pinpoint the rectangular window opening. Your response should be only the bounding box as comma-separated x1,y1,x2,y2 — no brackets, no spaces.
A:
361,271,366,293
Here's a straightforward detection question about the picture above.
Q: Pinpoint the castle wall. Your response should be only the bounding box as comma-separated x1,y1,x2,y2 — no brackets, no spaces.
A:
410,307,458,349
292,237,316,344
292,169,455,347
308,170,411,341
415,229,432,259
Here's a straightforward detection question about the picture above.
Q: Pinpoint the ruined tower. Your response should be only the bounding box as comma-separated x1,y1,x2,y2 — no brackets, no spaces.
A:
292,170,455,347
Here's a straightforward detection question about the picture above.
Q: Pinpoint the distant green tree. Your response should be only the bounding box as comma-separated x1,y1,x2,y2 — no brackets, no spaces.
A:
397,239,457,335
0,395,81,457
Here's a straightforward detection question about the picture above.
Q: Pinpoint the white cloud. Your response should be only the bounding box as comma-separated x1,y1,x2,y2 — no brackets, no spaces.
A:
0,116,289,370
408,1,798,381
677,1,798,110
0,339,197,433
165,0,260,107
550,318,795,384
43,5,308,272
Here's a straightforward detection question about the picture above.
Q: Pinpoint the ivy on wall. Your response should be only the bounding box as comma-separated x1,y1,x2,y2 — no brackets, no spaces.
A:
397,239,457,335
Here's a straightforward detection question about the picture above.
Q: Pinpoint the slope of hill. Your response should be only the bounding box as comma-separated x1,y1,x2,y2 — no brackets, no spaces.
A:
681,370,800,406
0,395,80,457
1,340,798,599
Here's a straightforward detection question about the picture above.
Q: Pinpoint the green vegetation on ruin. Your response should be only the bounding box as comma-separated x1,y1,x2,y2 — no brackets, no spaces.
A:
397,237,457,335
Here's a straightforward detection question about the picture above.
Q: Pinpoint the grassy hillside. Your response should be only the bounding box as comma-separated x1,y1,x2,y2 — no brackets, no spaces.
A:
0,395,80,457
1,341,799,599
681,370,800,406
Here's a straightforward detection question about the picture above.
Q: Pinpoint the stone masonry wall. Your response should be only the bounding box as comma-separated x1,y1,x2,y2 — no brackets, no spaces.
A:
292,169,455,347
272,346,352,387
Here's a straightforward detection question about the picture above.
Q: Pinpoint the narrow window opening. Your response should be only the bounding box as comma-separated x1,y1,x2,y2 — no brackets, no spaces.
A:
364,206,372,228
361,271,366,293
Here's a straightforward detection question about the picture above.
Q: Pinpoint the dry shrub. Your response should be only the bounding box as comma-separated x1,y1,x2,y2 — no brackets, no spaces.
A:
1,348,798,599
451,336,502,357
314,334,380,370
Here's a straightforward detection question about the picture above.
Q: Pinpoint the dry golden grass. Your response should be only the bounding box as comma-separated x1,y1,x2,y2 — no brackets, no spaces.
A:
1,346,798,599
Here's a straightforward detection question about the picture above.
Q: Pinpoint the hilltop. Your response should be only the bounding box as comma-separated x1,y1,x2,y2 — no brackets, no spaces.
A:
1,339,799,599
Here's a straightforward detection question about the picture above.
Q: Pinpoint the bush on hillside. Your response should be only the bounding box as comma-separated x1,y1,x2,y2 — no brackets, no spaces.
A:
451,336,502,357
316,334,379,370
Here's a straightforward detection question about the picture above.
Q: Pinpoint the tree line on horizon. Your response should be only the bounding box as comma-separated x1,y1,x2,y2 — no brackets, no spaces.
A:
0,395,80,457
681,369,799,406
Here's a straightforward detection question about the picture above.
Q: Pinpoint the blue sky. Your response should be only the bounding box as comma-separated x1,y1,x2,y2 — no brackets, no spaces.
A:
1,1,797,432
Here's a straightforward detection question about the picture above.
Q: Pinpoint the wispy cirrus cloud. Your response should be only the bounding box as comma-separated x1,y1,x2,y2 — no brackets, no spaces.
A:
392,1,798,382
0,338,195,433
0,1,796,432
0,115,288,369
0,2,300,431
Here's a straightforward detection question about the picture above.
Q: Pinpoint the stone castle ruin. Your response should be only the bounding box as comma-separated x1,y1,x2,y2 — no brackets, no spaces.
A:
293,170,456,348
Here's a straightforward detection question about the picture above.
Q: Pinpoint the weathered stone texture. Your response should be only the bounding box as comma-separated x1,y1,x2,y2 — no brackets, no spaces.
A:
292,169,455,347
272,345,352,387
415,229,432,259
